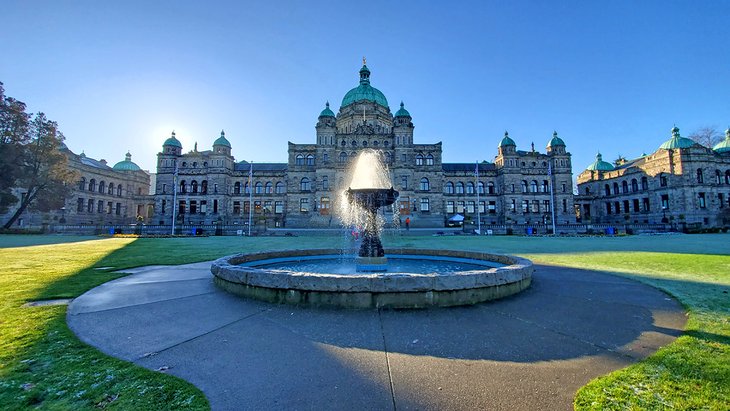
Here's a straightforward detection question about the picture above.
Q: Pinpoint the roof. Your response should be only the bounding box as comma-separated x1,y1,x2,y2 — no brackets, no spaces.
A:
713,128,730,153
234,162,288,172
585,153,614,171
394,101,411,117
79,155,112,170
498,131,516,147
658,126,695,150
214,130,231,148
341,64,389,108
548,131,565,147
164,131,182,148
112,152,142,171
319,102,335,118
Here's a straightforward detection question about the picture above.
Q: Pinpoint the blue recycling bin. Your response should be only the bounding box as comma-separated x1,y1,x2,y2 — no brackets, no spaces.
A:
606,227,615,235
109,227,115,235
526,227,533,235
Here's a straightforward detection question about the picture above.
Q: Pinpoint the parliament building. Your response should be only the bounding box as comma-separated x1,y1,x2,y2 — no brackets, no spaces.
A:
152,63,577,229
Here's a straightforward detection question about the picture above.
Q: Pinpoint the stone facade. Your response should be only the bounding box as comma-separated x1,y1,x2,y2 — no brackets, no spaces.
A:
575,127,730,229
2,147,153,228
152,63,576,229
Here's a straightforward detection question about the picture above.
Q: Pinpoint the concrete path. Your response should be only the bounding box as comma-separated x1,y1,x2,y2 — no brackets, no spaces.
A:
67,262,686,410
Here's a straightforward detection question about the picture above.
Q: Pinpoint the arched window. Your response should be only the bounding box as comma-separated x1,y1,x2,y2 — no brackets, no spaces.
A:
621,181,628,194
306,154,315,166
300,178,311,191
542,180,549,192
201,180,208,194
522,181,528,193
323,153,329,162
697,168,704,183
613,182,619,195
641,177,648,190
605,184,611,196
445,182,454,194
339,152,348,163
530,180,538,193
265,182,273,194
255,182,263,194
415,154,424,166
631,179,638,192
191,180,198,193
466,182,474,194
244,182,250,194
478,181,485,194
108,182,114,195
234,182,241,194
98,180,105,193
276,182,286,194
79,177,86,190
420,177,430,191
89,179,96,192
487,182,495,194
295,154,304,166
385,152,392,163
456,182,464,194
322,176,329,191
716,170,722,184
180,180,186,193
426,154,434,165
726,170,730,185
117,184,122,196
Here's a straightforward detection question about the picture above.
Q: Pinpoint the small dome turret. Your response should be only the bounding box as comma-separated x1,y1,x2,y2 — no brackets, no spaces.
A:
713,127,730,153
659,125,695,150
340,59,389,108
319,101,335,118
395,101,411,118
113,151,141,171
163,131,182,149
548,130,565,147
213,130,231,148
499,131,516,147
586,152,615,171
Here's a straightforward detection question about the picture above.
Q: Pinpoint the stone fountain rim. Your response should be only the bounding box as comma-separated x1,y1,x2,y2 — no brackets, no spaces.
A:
211,248,532,294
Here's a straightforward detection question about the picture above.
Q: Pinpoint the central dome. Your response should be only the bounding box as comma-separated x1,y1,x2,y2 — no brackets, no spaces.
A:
340,64,389,109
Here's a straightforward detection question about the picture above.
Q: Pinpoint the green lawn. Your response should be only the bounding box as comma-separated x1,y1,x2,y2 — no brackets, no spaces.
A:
0,233,728,409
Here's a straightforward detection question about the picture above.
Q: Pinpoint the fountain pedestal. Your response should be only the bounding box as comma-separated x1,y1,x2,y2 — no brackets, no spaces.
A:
346,187,398,272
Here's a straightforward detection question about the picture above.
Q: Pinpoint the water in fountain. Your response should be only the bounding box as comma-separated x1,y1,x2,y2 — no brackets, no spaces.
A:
338,149,394,230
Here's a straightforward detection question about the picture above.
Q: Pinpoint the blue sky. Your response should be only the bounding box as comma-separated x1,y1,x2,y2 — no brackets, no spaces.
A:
2,1,728,173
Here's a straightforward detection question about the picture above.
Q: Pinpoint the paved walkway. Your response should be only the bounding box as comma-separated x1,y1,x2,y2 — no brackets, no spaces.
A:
67,262,686,410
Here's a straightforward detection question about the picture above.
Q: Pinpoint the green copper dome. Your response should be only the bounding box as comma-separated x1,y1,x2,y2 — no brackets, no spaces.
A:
340,64,389,108
319,101,335,118
214,130,231,148
395,101,411,117
163,131,182,148
659,126,695,150
586,152,614,171
113,152,141,171
713,128,730,153
548,131,565,147
499,131,516,147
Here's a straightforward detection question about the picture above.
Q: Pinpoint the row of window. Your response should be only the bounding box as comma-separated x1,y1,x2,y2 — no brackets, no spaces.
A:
696,169,730,184
79,178,124,197
603,192,729,214
76,198,122,215
163,199,286,215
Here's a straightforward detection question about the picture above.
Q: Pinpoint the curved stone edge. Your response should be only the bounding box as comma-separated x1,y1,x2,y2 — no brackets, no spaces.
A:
211,248,533,309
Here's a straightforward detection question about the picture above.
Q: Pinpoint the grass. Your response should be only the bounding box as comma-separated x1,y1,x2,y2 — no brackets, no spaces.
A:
0,233,728,409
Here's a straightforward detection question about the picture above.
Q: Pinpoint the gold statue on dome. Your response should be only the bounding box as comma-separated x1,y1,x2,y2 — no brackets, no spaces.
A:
363,56,366,65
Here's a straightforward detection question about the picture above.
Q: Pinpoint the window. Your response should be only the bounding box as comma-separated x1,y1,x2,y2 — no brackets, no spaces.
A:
98,181,105,194
530,181,538,193
425,154,434,165
622,181,628,194
562,198,567,213
521,181,528,193
614,201,621,213
661,194,669,210
274,201,283,214
446,201,454,214
606,202,612,214
244,201,250,214
180,180,186,193
456,201,465,213
97,200,104,213
445,182,454,194
77,198,84,212
276,182,286,194
542,180,549,193
401,154,406,162
234,182,241,194
107,202,112,214
415,154,423,166
188,201,197,214
117,184,122,196
245,182,250,194
613,182,619,195
87,199,93,212
420,178,430,191
623,200,629,213
191,180,198,193
478,182,485,194
295,154,304,165
486,182,494,194
420,198,430,211
300,198,309,212
115,203,121,215
642,197,650,212
561,183,567,193
697,168,704,183
108,183,114,195
604,184,611,196
339,152,347,163
521,200,529,213
719,193,724,208
660,175,667,187
641,177,648,190
726,170,730,184
201,180,208,194
161,199,166,214
322,176,329,191
255,182,263,194
510,199,516,211
300,178,311,191
323,153,329,163
456,182,464,194
485,201,493,214
698,193,706,208
466,182,474,194
213,199,218,213
89,179,96,192
633,199,640,212
320,197,330,215
79,178,86,190
543,200,550,213
401,176,408,190
306,155,315,166
233,201,240,214
631,179,638,192
531,200,539,213
466,201,475,213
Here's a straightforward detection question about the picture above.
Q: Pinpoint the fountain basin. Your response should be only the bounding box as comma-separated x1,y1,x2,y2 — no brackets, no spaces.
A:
211,249,533,309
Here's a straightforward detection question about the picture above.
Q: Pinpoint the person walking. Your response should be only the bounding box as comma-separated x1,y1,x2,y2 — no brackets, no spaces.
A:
405,217,410,231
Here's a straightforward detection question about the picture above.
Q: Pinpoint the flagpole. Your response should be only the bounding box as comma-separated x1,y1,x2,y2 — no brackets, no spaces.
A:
549,161,557,236
171,160,178,236
248,162,253,236
475,161,481,235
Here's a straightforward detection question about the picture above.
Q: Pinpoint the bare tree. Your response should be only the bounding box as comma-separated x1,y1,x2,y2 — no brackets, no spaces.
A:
688,126,723,148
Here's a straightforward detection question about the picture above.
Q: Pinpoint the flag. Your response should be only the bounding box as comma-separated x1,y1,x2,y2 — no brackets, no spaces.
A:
548,162,552,176
474,162,479,177
248,162,253,183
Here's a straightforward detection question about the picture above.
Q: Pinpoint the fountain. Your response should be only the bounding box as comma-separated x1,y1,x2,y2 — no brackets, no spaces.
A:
211,150,533,308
